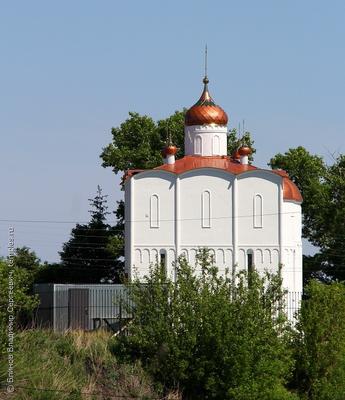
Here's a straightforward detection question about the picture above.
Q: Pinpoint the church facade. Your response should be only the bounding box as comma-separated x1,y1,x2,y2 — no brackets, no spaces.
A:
124,76,303,295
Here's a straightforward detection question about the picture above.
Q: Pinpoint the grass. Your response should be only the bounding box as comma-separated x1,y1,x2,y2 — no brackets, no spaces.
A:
0,329,178,400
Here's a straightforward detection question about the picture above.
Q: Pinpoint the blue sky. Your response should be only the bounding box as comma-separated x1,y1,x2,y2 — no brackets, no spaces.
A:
1,0,344,262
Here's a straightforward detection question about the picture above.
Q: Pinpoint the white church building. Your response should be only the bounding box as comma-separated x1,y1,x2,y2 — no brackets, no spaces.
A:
124,75,303,295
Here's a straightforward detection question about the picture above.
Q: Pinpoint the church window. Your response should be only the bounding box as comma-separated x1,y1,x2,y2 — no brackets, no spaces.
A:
195,135,202,154
253,194,263,228
247,250,254,287
160,250,167,277
150,194,159,228
202,190,211,228
213,135,220,155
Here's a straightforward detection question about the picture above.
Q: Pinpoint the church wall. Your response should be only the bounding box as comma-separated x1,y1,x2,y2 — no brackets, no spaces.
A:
132,171,175,247
126,169,302,295
237,171,280,247
282,201,302,246
179,168,233,247
281,200,303,293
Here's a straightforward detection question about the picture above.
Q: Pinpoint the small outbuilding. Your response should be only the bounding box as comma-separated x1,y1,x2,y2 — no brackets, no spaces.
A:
34,284,130,332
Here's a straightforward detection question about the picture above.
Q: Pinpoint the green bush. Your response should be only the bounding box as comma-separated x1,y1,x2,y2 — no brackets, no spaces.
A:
0,258,39,350
293,280,345,400
112,250,297,399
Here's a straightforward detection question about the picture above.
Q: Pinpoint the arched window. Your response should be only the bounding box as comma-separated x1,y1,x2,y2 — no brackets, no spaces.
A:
195,135,202,154
213,135,220,155
202,190,211,228
150,194,159,228
253,194,263,228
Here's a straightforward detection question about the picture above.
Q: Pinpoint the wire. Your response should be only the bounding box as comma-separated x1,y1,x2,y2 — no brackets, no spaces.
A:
0,210,303,225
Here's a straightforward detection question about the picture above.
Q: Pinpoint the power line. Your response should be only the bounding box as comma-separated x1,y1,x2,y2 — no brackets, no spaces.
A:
0,210,302,225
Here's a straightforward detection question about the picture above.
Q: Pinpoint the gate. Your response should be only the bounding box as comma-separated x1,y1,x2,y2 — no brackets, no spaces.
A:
68,288,89,329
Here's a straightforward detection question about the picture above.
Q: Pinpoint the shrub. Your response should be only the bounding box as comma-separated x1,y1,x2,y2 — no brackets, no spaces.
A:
293,280,345,400
0,259,39,350
112,250,297,399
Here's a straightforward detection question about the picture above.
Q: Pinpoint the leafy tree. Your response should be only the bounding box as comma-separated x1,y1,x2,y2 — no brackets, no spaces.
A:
227,128,256,161
11,246,41,272
59,186,122,283
293,280,345,399
111,251,295,399
270,147,345,281
101,111,186,174
0,257,39,350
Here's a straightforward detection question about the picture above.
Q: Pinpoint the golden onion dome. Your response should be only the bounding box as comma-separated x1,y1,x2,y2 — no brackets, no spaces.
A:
185,77,228,126
238,145,252,156
162,144,178,157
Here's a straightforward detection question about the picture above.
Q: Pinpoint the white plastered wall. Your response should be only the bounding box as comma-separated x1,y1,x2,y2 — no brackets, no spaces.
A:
184,125,228,156
125,168,302,296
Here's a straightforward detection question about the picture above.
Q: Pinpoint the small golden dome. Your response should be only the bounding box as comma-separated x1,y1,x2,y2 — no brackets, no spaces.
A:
162,145,178,157
185,77,228,126
238,145,252,156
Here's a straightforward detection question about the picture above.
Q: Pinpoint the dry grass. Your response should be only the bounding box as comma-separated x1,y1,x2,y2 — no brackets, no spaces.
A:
0,329,182,400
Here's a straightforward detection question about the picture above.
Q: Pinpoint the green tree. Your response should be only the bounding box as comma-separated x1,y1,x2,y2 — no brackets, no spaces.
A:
101,111,186,174
227,128,256,161
0,256,39,350
293,280,345,399
111,251,295,399
59,186,122,283
269,147,345,281
11,246,41,272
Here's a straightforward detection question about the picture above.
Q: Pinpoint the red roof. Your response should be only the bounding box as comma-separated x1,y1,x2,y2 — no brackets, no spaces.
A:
124,156,302,203
282,177,303,202
155,155,255,174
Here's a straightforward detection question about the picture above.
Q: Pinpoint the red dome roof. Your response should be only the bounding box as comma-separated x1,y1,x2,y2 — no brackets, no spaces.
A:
162,145,178,157
185,77,228,126
238,145,252,156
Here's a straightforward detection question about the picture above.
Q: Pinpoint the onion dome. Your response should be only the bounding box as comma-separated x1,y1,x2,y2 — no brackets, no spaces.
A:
162,144,178,158
185,77,228,126
238,145,252,156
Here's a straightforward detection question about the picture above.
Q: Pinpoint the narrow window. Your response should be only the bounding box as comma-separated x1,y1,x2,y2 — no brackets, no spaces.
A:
247,251,254,287
195,135,202,154
150,194,159,228
213,135,220,155
253,194,263,228
202,190,211,228
160,250,167,277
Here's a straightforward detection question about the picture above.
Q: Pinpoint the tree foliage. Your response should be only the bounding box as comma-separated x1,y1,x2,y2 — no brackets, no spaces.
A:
59,186,123,283
293,280,345,399
101,111,186,174
111,251,295,399
270,147,345,281
0,251,40,349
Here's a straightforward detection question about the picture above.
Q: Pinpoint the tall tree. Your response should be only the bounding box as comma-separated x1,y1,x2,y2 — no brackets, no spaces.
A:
59,186,122,283
270,147,345,281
